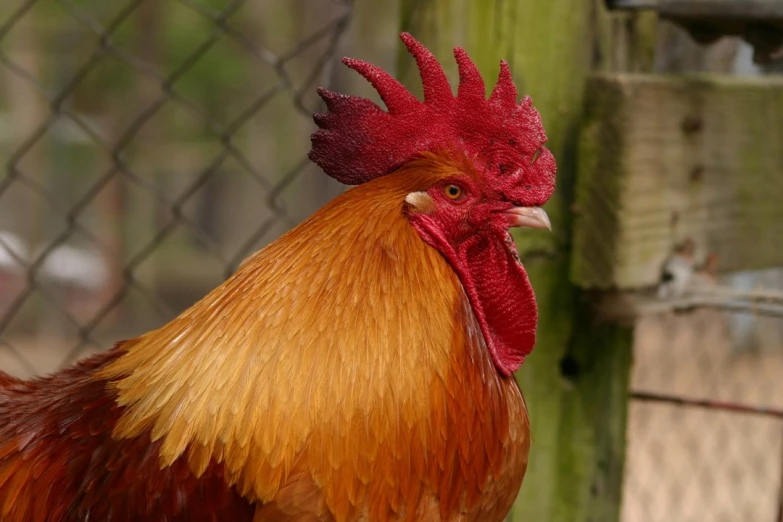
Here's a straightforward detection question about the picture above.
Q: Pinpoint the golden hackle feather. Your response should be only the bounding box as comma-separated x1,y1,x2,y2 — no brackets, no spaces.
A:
99,151,530,521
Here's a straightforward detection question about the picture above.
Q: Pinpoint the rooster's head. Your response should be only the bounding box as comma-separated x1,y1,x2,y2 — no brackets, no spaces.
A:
309,33,556,375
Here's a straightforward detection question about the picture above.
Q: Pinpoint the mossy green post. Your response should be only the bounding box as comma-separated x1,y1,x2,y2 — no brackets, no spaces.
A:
398,2,641,520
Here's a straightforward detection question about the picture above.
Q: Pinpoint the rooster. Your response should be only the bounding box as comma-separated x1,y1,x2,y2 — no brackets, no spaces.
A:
0,33,555,522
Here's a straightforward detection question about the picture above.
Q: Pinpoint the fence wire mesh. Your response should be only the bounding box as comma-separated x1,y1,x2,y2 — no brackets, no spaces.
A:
0,0,353,375
622,306,783,522
1,3,782,522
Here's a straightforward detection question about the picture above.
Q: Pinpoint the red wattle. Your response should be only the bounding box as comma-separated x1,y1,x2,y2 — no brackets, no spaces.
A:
457,234,537,375
412,218,537,375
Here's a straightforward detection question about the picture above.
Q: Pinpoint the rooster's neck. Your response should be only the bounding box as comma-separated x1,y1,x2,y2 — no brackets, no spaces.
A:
97,170,516,516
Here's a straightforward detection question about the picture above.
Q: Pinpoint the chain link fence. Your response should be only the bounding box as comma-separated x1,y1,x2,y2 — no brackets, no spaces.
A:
0,0,354,375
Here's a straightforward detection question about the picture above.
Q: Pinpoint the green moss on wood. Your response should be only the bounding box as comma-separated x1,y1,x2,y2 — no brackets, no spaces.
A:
398,2,636,521
571,77,627,289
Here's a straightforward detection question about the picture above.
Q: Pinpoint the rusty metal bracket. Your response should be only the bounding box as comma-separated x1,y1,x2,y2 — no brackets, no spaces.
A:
606,0,783,63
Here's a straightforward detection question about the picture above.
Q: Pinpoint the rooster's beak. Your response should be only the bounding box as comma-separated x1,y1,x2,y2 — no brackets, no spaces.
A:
504,207,551,230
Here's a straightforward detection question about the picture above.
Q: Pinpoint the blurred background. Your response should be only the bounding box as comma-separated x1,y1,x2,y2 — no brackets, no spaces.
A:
0,0,782,521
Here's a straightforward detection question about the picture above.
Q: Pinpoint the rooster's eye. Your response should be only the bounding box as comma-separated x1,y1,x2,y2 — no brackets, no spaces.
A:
444,184,464,201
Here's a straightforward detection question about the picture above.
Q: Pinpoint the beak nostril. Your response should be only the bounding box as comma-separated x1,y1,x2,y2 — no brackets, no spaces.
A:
531,148,541,164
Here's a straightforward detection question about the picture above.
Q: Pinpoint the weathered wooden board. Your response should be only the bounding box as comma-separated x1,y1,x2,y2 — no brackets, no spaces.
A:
573,73,783,290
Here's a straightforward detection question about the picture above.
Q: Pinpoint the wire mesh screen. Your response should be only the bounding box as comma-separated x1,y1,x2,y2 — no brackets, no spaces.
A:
0,0,356,376
622,306,783,522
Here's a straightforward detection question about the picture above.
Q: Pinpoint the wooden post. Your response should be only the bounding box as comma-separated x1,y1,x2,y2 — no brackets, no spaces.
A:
4,10,51,339
398,1,651,520
3,10,45,247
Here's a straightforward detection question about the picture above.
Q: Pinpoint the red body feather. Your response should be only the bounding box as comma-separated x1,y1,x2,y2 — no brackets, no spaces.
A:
0,348,254,521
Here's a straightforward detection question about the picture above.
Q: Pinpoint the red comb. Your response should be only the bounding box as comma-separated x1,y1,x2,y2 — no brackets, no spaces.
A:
309,33,556,205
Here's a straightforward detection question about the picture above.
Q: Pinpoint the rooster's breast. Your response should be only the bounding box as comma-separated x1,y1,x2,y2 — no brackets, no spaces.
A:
256,291,531,522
